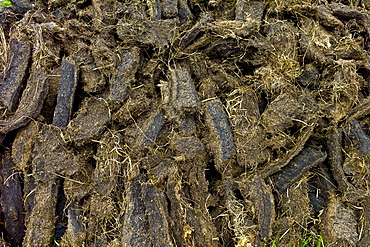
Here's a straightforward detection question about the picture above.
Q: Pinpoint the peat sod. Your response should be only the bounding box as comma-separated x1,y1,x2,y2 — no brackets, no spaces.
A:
1,0,370,246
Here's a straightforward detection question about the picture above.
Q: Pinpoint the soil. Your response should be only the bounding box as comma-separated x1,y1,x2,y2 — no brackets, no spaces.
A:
1,0,370,246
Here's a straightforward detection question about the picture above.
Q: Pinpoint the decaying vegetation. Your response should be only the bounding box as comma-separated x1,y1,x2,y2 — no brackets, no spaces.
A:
1,0,370,246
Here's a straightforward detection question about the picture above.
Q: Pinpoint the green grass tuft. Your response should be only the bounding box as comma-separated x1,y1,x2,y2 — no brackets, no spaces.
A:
0,0,12,9
315,235,325,247
266,230,327,247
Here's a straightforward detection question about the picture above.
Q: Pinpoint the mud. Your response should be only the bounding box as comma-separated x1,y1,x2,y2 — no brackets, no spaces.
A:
0,1,370,247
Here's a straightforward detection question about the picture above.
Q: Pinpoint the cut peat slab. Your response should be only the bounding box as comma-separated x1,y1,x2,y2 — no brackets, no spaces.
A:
121,175,150,246
53,58,78,128
121,174,174,246
0,39,31,111
109,48,140,102
0,68,48,134
0,152,25,246
204,99,236,173
169,67,200,114
67,97,110,146
137,109,166,147
241,176,275,240
274,147,327,192
321,198,358,246
23,125,80,247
